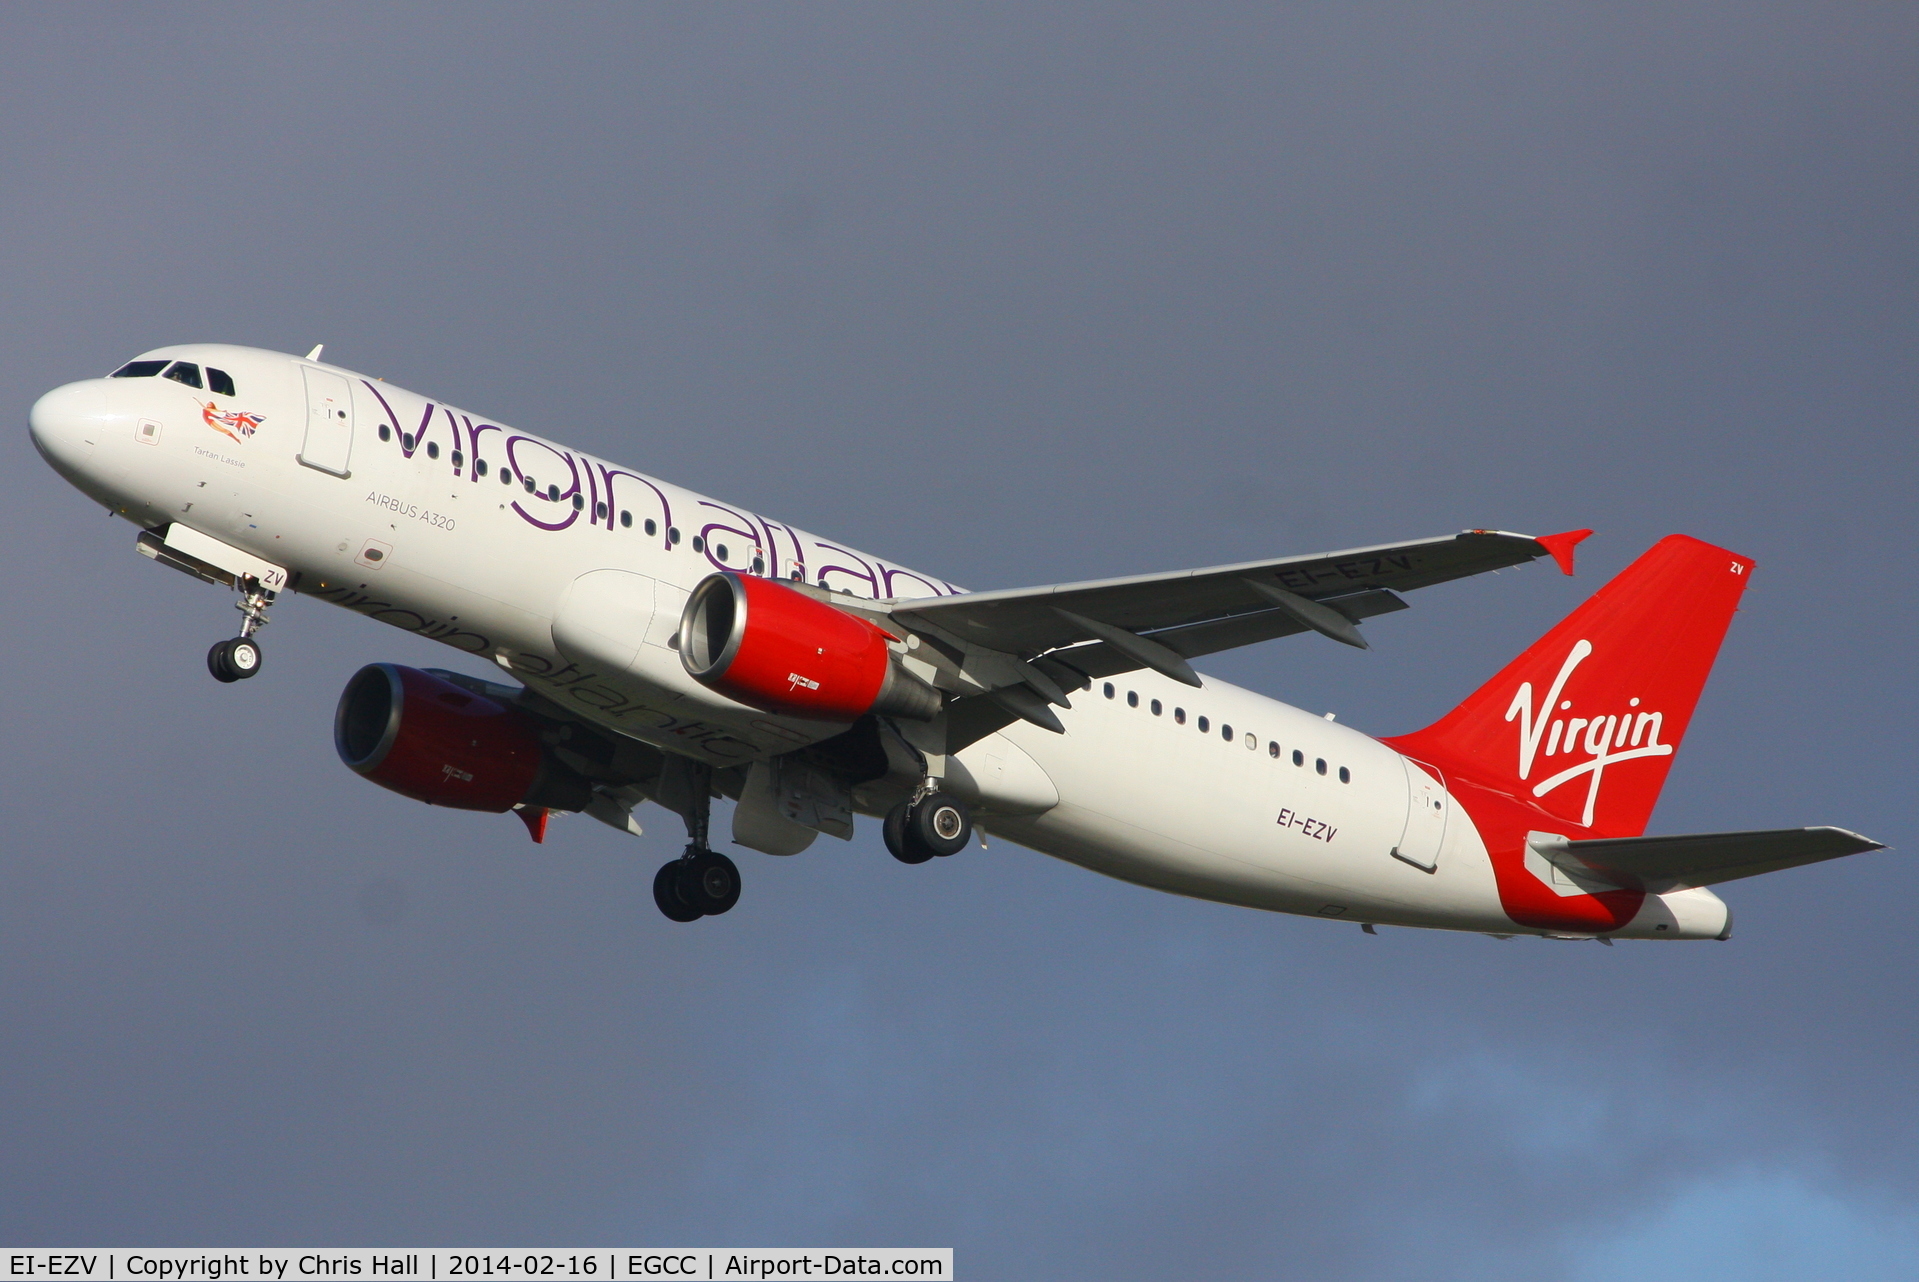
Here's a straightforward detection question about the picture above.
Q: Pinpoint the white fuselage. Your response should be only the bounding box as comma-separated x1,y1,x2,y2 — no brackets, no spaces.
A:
28,344,1727,939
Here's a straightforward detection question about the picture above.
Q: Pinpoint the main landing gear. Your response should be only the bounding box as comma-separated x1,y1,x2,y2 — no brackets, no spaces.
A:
652,759,742,922
883,791,973,864
645,763,977,919
653,849,742,922
207,577,274,684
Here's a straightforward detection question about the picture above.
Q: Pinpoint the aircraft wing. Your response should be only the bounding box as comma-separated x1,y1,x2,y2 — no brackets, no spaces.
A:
1531,827,1887,892
887,529,1582,665
876,529,1588,747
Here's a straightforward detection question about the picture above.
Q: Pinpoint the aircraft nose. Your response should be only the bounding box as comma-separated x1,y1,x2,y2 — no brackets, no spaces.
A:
29,380,110,475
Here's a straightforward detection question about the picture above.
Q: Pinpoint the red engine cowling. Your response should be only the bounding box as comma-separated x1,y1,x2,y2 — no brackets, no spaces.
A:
680,573,941,722
334,664,588,811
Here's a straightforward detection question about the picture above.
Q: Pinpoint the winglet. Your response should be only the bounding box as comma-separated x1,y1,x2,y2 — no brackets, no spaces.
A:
516,805,549,843
304,344,325,362
1534,529,1593,576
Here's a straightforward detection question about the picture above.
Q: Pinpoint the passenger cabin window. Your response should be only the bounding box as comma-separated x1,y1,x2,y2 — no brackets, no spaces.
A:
1316,758,1328,775
1151,699,1162,716
111,360,169,378
162,362,203,389
1197,716,1210,733
378,425,391,442
644,518,658,536
206,367,236,397
1269,741,1280,758
619,510,632,528
1103,683,1115,699
1127,691,1139,708
1292,750,1305,766
426,442,440,459
1339,767,1351,783
1221,724,1233,741
1174,708,1186,725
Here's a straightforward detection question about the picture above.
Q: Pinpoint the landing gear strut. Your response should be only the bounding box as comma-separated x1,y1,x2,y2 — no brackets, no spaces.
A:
884,791,973,863
207,577,274,683
652,758,742,922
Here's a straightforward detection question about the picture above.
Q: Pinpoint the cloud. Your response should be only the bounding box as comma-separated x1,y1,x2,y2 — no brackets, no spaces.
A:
1567,1169,1919,1282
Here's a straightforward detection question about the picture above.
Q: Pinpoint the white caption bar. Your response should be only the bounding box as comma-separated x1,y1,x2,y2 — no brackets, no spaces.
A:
3,1254,952,1282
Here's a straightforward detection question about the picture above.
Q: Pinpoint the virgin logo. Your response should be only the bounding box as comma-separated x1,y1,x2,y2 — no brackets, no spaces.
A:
1504,640,1672,827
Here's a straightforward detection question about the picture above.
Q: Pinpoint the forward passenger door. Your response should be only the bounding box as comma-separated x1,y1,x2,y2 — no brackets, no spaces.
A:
298,366,354,477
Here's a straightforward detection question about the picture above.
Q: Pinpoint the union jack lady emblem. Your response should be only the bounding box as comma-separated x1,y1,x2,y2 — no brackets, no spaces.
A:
202,402,266,443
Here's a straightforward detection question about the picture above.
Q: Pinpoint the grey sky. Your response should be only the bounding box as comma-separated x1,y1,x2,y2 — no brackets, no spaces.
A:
3,4,1916,1277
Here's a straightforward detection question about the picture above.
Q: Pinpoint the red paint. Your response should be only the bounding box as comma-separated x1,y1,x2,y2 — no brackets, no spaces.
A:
337,664,544,811
696,574,898,721
516,806,550,843
1386,535,1753,931
1534,528,1594,576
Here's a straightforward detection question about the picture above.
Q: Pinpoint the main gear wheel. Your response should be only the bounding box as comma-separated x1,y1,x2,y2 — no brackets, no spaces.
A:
883,791,973,863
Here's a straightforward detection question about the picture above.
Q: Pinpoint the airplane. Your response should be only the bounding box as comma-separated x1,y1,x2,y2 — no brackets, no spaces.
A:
28,343,1886,936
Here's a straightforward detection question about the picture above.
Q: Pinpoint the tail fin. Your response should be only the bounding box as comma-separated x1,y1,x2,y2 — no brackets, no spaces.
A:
1387,535,1753,838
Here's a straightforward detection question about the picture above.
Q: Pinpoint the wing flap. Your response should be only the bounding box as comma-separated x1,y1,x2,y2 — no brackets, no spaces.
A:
1530,826,1887,891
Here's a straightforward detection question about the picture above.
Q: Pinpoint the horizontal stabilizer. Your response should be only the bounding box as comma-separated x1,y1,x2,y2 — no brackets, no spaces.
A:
1529,826,1886,892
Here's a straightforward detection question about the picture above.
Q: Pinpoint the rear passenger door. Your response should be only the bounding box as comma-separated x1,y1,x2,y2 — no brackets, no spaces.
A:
298,366,354,477
1393,756,1447,871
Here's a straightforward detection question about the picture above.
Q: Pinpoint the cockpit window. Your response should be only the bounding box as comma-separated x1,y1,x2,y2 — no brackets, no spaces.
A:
111,360,169,378
206,367,236,397
162,362,204,390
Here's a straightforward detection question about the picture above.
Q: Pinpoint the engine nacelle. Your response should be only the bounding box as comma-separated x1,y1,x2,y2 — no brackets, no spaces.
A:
334,664,590,812
680,573,941,722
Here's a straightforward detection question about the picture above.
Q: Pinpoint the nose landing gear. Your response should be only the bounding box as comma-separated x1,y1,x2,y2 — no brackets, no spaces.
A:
884,790,974,863
207,577,274,683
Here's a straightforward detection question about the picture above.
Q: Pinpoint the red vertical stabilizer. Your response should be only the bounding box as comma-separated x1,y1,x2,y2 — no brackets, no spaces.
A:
1385,535,1753,931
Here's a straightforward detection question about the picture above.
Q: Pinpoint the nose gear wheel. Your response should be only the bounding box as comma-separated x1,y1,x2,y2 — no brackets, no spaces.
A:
207,636,263,682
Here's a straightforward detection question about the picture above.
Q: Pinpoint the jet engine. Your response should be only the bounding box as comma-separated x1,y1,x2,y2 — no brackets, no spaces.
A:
680,573,941,722
334,663,591,812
